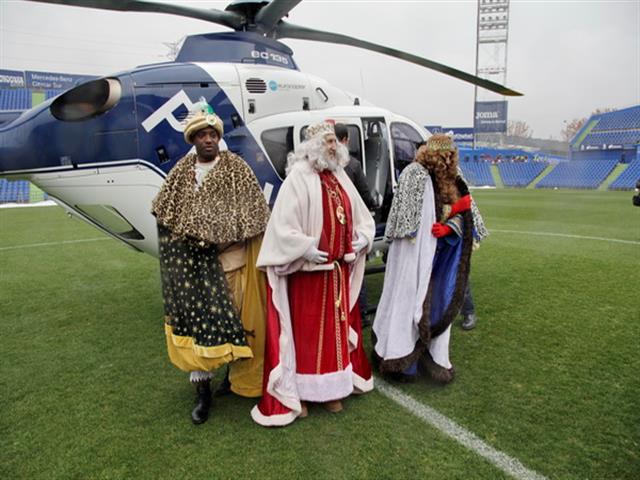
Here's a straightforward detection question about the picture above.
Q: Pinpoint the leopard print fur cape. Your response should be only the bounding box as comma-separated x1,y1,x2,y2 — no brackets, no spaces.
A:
385,162,488,243
152,151,270,244
384,162,430,241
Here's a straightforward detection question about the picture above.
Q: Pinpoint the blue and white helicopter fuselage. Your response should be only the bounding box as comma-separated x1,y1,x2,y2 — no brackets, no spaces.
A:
0,32,428,256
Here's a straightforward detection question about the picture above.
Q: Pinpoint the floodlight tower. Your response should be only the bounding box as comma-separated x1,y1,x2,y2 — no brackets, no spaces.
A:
473,0,511,147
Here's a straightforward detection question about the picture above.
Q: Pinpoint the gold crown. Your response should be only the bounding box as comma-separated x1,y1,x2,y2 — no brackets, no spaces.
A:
304,122,335,141
425,134,456,153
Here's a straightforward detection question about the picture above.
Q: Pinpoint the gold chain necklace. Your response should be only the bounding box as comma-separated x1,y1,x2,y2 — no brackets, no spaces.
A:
322,174,346,225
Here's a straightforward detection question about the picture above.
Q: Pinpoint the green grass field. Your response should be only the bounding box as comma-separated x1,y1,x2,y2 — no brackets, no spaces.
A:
1,189,639,479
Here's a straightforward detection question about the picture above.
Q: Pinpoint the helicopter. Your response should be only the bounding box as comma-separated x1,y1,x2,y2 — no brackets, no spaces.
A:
0,0,521,257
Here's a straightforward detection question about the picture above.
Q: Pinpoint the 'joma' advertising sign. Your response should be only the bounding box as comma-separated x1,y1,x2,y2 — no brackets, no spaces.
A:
474,101,508,133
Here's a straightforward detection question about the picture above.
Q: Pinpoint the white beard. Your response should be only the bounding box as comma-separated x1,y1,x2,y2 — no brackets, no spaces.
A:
322,150,339,171
286,137,350,174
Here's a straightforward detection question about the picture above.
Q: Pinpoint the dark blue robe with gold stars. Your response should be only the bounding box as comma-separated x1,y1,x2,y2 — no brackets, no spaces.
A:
158,225,252,372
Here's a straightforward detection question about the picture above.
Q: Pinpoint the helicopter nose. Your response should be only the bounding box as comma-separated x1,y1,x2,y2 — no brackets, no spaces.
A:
0,76,135,174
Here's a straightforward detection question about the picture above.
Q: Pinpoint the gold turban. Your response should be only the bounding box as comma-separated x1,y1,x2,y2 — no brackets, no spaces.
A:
183,110,224,144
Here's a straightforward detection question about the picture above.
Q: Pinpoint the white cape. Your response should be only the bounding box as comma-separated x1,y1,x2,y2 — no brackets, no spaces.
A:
373,174,453,368
252,161,375,426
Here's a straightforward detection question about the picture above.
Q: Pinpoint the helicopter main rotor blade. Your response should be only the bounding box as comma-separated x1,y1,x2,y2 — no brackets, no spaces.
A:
275,21,523,97
25,0,244,30
254,0,302,33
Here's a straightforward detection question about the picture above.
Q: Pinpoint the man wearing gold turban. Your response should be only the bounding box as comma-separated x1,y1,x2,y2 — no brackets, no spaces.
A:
152,101,270,424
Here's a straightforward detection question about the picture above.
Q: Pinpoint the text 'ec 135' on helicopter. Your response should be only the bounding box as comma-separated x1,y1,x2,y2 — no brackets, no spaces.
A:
0,0,522,256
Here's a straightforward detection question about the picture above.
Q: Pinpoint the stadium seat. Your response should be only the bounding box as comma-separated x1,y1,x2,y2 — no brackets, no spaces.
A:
498,162,548,187
609,159,640,190
459,163,495,186
536,159,618,189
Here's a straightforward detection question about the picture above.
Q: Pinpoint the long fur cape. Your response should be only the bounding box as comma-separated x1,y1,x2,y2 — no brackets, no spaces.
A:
152,151,270,244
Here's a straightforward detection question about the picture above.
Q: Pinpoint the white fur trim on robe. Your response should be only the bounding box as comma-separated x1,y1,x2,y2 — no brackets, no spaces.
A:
257,161,375,416
373,175,438,362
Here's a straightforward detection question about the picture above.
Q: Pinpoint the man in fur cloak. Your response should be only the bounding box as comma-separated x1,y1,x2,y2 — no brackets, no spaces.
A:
372,134,474,384
151,102,270,424
251,122,375,427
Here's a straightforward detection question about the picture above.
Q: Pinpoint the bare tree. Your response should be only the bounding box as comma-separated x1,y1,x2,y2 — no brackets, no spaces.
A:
507,119,532,138
162,37,185,61
561,107,616,142
561,118,585,142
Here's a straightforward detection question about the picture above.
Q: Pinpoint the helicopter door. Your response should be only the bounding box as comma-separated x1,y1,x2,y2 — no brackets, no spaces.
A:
362,117,391,220
390,121,424,178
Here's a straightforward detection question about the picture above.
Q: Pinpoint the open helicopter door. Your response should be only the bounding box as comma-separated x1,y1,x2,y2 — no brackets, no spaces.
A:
361,117,393,223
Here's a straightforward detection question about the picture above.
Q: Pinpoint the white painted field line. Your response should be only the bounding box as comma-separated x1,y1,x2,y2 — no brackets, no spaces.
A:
492,229,639,246
376,378,548,480
0,237,110,252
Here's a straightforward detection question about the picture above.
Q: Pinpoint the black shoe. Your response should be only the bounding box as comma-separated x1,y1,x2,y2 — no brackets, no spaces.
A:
461,313,477,331
191,380,212,425
213,372,232,397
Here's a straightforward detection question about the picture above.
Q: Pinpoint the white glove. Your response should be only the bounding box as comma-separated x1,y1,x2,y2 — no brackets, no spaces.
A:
351,235,368,254
303,245,329,264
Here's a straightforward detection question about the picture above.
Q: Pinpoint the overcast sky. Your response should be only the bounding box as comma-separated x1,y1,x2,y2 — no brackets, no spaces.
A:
1,0,638,139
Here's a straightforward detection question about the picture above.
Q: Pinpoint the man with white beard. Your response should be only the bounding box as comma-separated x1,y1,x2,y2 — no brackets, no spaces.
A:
251,121,375,427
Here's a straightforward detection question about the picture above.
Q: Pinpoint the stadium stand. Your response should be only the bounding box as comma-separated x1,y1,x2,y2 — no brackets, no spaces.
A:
581,131,640,147
0,88,32,110
608,159,640,190
590,107,640,131
45,89,61,100
572,105,640,164
0,179,31,203
459,162,495,187
498,162,548,187
536,159,618,189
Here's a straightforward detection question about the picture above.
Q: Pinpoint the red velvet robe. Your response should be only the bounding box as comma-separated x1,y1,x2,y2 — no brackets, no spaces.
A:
254,171,372,423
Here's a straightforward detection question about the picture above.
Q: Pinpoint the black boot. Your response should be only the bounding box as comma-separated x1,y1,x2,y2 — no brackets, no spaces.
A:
213,369,232,397
461,313,477,331
191,380,212,425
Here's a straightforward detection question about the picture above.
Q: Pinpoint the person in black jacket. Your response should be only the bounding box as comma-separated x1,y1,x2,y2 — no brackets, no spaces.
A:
335,123,378,210
335,123,377,327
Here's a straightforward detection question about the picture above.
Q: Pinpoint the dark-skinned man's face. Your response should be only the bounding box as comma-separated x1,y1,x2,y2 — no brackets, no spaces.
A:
192,126,220,162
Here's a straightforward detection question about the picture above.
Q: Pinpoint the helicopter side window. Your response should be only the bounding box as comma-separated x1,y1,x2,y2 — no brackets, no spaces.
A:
51,78,122,122
391,122,423,176
261,127,293,179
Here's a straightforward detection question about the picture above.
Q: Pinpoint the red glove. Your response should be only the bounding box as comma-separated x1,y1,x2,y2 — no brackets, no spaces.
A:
448,194,472,218
432,223,453,238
